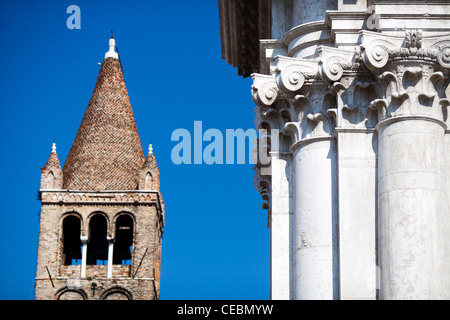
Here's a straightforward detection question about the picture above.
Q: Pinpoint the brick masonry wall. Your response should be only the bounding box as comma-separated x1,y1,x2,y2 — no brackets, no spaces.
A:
35,278,157,300
35,199,163,300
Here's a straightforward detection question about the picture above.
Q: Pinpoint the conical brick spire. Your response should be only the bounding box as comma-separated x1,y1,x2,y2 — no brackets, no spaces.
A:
63,37,145,191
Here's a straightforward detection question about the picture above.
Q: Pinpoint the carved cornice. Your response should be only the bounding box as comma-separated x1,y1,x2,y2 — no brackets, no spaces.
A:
40,190,163,211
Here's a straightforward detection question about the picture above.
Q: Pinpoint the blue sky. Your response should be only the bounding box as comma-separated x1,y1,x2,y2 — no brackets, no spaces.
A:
0,0,269,299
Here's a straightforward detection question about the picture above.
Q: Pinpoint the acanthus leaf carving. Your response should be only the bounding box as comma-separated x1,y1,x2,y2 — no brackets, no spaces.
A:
306,112,334,139
378,71,409,101
405,29,423,50
332,77,379,129
440,98,450,109
306,112,328,122
369,99,388,121
284,122,301,145
342,82,378,111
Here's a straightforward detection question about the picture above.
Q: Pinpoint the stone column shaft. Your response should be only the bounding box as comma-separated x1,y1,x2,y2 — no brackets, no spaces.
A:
269,153,292,299
107,237,114,278
336,130,377,300
377,117,448,299
80,236,88,278
293,138,338,299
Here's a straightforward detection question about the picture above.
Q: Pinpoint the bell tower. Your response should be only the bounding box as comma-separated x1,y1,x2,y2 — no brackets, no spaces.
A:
35,36,164,300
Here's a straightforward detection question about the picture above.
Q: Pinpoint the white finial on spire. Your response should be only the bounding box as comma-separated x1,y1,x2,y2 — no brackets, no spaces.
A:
148,144,153,155
52,142,57,153
105,31,119,60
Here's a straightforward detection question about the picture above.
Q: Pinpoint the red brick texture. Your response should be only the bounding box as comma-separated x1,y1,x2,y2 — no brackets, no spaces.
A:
63,57,145,191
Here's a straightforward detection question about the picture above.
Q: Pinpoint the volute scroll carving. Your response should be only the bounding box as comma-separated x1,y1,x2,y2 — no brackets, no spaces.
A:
361,38,395,71
320,56,351,82
436,46,450,69
276,63,305,93
273,55,319,94
318,47,360,83
251,74,278,108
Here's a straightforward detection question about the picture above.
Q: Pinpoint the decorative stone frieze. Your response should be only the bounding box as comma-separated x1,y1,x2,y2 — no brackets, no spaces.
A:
40,190,162,207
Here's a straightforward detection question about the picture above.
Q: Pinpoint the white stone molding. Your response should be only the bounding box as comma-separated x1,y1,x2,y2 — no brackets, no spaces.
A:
40,190,161,206
281,21,332,59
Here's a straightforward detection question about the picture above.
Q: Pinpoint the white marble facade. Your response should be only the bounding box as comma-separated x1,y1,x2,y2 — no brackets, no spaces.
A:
248,0,450,299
